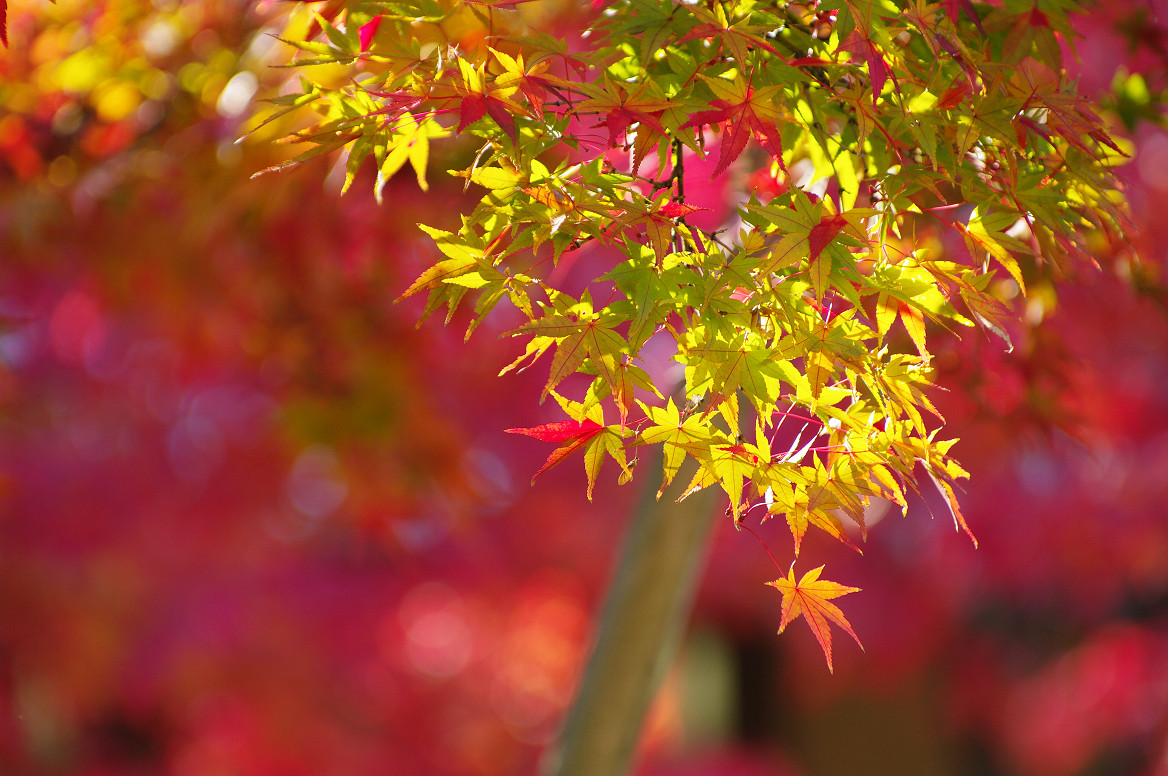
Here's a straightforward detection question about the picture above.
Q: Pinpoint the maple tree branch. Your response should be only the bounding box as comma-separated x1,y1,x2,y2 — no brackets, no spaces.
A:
739,522,785,571
767,26,809,60
768,12,831,87
672,137,686,202
672,138,688,252
702,228,736,253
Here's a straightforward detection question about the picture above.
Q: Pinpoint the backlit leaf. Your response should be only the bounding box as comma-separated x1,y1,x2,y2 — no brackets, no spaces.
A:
768,565,863,672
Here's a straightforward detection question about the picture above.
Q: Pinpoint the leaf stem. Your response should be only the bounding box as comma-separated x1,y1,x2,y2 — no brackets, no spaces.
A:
739,521,785,572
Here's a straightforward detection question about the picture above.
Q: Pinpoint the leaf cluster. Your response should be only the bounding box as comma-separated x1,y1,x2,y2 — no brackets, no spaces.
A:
265,0,1128,667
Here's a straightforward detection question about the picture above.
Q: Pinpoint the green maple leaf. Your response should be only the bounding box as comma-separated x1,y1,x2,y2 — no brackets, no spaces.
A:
638,399,722,498
586,353,661,427
511,293,629,400
602,245,701,348
673,3,784,66
682,435,769,521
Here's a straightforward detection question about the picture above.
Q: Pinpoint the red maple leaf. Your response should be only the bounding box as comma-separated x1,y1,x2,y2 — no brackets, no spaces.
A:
465,0,539,6
808,213,848,263
937,78,971,110
505,419,603,483
839,31,891,110
450,58,526,142
303,1,346,43
457,93,520,141
656,201,704,219
941,0,985,35
363,90,424,122
358,15,381,53
680,78,787,179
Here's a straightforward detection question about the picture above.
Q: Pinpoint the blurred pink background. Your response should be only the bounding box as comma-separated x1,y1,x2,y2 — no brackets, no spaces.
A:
2,2,1168,774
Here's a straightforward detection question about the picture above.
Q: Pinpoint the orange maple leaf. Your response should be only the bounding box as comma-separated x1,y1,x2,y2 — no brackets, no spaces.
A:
768,565,862,672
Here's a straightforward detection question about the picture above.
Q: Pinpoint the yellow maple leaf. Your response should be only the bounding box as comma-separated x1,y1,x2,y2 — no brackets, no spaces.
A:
768,565,862,672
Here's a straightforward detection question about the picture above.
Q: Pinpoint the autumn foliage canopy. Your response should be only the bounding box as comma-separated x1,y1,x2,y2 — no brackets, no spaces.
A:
265,0,1128,667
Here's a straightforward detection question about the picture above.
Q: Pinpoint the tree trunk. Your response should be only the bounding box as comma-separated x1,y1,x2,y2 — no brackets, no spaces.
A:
542,458,719,776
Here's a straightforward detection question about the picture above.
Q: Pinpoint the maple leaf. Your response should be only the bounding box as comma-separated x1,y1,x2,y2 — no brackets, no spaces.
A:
396,224,487,300
588,353,660,427
897,301,928,357
358,15,381,53
453,57,527,142
941,0,985,35
680,76,787,179
1036,90,1127,161
302,1,347,46
506,419,604,483
957,210,1030,294
808,213,848,262
637,399,718,498
575,76,671,148
491,48,569,118
683,329,795,427
936,78,971,110
785,504,859,556
466,0,539,6
839,31,890,110
925,467,978,548
933,32,982,91
364,89,424,122
512,304,628,399
683,427,775,521
508,392,631,499
673,3,783,65
615,191,707,267
768,566,862,672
